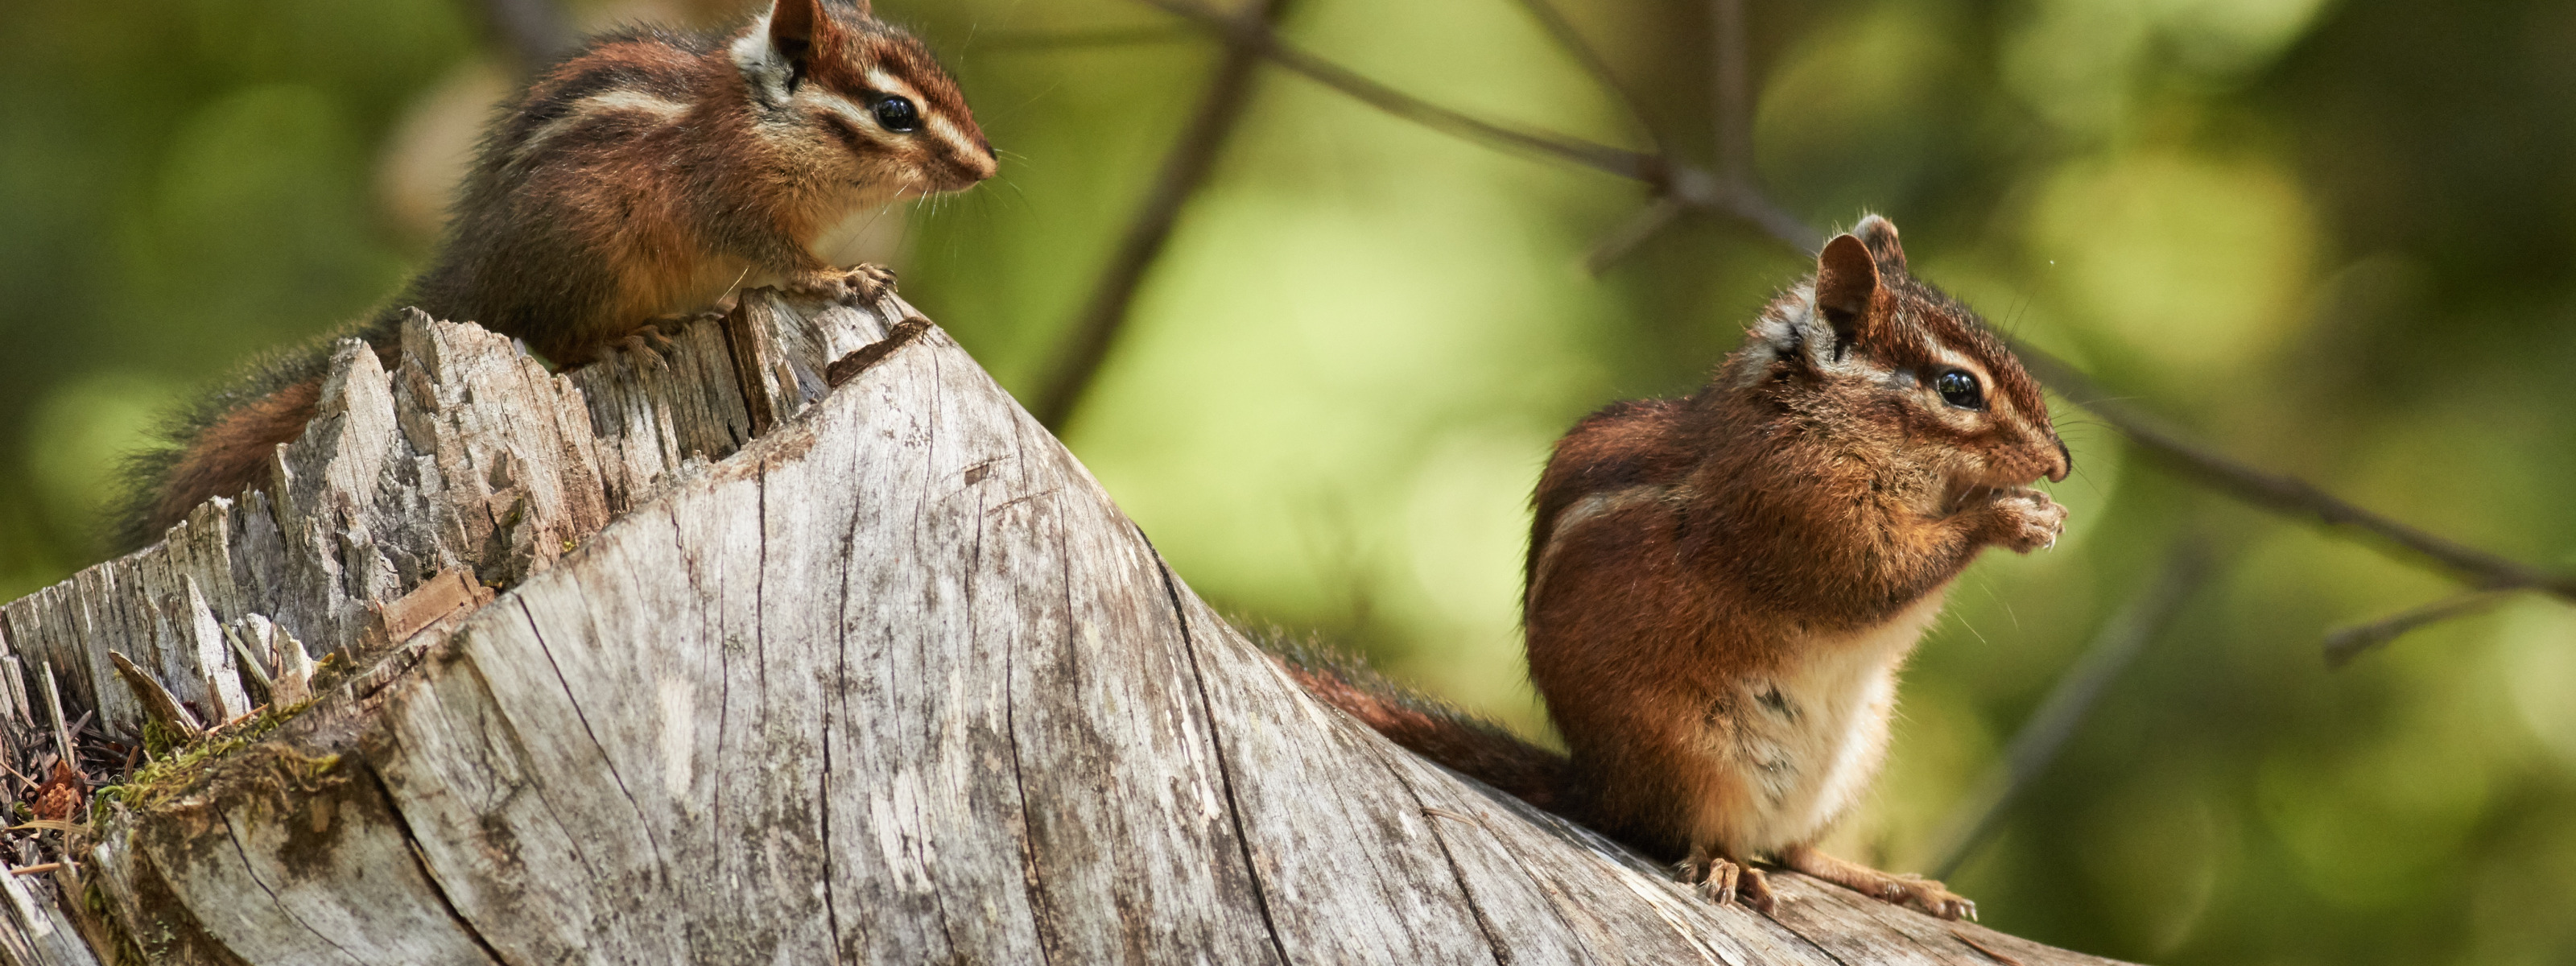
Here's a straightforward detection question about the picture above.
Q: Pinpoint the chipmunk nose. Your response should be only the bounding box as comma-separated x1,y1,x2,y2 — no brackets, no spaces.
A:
2046,437,2071,482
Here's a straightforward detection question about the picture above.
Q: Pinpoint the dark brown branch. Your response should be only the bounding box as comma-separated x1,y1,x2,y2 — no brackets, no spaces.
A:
1923,542,2214,880
1031,0,1293,432
2322,590,2516,667
2017,348,2576,603
476,0,577,76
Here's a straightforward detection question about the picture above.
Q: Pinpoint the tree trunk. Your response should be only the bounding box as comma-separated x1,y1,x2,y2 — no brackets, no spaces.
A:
0,290,2131,965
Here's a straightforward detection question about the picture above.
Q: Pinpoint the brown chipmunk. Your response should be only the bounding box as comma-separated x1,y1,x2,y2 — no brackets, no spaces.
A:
115,0,994,551
1283,216,2069,920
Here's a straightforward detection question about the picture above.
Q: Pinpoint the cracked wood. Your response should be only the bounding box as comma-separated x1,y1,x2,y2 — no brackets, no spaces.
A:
3,290,2132,964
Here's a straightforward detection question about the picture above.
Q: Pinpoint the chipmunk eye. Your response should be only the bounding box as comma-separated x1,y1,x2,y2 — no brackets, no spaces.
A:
873,96,919,132
1935,369,1984,410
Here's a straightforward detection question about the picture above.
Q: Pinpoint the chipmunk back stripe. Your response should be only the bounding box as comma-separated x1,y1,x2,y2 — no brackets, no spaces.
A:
115,0,993,549
511,90,689,163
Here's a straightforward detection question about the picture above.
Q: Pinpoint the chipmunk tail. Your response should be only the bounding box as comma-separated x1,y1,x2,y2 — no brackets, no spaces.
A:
1255,632,1567,811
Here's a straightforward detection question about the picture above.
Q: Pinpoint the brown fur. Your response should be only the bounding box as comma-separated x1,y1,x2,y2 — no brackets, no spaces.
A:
142,377,320,535
116,0,992,550
1296,217,2064,921
1270,654,1566,809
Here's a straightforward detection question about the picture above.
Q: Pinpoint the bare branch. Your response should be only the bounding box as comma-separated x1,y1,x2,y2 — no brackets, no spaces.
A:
1584,196,1686,275
1503,0,1665,153
1709,0,1753,182
2017,347,2576,603
1923,542,2214,880
1134,0,1818,250
476,0,577,76
1032,0,1293,431
1137,0,2576,610
2323,590,2516,668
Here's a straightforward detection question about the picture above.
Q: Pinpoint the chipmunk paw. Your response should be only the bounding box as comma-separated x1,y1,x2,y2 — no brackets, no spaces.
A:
1677,855,1775,914
786,265,899,306
617,320,683,370
1988,487,2066,554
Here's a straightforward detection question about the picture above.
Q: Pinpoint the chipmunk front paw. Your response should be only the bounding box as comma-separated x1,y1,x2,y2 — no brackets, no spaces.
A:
1677,853,1777,914
785,265,899,305
1985,487,2066,553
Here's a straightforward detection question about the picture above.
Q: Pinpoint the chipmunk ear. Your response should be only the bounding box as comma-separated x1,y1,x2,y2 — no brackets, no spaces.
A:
769,0,832,63
1814,233,1880,351
1851,214,1906,276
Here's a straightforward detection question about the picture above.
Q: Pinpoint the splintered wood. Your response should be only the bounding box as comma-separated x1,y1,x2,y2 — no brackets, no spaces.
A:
0,290,2132,964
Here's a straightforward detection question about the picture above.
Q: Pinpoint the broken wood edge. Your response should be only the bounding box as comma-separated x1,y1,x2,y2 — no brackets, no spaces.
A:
15,287,2132,965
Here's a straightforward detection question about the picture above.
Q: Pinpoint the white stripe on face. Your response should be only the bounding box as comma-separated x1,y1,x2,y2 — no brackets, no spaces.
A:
927,115,988,169
863,68,921,103
800,88,883,137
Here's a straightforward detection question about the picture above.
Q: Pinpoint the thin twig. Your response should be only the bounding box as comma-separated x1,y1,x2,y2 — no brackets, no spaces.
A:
1923,541,2214,880
479,0,578,76
1503,0,1664,153
1584,196,1686,275
1134,0,1820,250
1139,0,2576,610
1032,0,1294,431
2017,347,2576,603
2323,590,2516,668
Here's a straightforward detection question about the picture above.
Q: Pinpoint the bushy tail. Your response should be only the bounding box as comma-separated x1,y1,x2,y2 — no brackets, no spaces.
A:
108,310,407,553
1258,635,1567,811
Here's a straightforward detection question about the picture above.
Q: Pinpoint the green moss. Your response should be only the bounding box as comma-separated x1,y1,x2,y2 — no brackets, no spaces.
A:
91,700,315,819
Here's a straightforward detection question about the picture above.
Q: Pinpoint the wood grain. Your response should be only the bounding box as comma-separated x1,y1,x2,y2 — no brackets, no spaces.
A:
0,290,2134,964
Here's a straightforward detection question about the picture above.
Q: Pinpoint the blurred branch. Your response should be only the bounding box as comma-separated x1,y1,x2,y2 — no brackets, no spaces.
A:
1709,0,1753,183
2017,348,2576,604
474,0,577,76
1032,0,1294,432
1135,0,2576,614
1503,0,1664,154
2322,590,2515,668
1583,196,1686,274
1923,542,2215,881
1135,0,1819,250
1584,0,1763,273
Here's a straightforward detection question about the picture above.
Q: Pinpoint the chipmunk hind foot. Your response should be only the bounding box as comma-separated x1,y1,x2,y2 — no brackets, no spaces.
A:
1779,843,1975,920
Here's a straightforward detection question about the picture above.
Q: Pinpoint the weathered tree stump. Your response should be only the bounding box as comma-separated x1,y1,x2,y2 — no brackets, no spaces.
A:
0,290,2131,964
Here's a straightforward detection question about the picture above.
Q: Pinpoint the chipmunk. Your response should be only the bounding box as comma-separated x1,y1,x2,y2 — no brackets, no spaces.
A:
1282,216,2068,920
114,0,993,551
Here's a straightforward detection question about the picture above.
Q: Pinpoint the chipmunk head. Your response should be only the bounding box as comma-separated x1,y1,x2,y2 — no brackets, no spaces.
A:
1728,215,2070,496
734,0,997,199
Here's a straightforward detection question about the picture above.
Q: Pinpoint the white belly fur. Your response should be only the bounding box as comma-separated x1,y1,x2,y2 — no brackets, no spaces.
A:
1720,588,1949,853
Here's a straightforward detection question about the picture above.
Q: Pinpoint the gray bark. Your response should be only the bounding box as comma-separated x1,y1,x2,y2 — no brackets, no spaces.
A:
0,289,2132,965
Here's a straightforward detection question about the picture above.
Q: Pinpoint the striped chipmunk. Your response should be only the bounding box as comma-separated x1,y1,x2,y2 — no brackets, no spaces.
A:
1281,216,2070,919
115,0,994,551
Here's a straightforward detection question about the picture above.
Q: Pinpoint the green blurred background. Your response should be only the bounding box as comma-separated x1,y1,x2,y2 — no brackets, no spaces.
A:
4,0,2573,960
